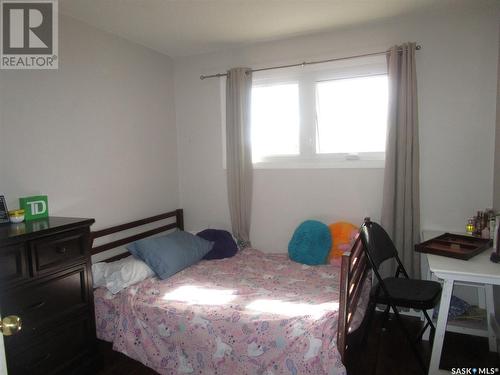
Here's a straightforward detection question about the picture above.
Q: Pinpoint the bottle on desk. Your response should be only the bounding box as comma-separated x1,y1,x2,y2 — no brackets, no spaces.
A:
490,213,497,240
473,211,483,236
471,209,495,239
490,216,500,263
466,217,476,235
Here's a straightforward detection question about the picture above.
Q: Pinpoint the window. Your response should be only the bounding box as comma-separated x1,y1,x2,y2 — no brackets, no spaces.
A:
315,75,388,154
247,57,388,168
251,83,299,162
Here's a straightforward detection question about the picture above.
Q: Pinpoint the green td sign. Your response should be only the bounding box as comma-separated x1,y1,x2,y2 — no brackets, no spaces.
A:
19,195,49,221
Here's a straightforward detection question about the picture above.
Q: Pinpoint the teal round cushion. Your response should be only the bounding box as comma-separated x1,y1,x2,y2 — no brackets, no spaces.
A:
288,220,332,265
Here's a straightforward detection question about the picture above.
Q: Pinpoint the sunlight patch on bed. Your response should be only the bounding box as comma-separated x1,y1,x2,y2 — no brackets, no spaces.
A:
162,285,237,305
246,299,339,318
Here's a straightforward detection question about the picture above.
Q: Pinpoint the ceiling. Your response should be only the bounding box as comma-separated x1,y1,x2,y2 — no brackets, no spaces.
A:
60,0,464,58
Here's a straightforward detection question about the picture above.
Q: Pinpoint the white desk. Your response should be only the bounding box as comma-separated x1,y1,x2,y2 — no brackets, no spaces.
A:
427,248,500,375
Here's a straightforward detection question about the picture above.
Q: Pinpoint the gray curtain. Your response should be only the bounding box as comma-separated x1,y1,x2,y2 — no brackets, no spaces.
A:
226,67,253,246
381,43,421,278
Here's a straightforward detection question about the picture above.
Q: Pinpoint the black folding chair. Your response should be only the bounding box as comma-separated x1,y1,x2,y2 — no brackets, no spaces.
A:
359,218,442,373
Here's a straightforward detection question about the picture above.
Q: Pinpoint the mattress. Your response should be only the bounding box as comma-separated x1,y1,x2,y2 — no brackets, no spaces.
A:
94,248,370,375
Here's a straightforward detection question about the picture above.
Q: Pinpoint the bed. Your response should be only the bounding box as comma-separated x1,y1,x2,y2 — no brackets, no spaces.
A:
91,209,371,375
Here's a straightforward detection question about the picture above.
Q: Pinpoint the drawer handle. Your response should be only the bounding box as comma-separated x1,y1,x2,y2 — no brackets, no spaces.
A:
56,246,67,254
26,353,51,369
24,301,46,312
0,315,22,336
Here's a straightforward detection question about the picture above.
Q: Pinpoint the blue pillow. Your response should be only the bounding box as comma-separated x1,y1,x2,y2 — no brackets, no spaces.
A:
288,220,332,265
196,229,238,260
127,231,214,279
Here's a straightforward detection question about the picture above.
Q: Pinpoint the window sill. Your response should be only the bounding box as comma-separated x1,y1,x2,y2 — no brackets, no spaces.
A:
252,159,385,169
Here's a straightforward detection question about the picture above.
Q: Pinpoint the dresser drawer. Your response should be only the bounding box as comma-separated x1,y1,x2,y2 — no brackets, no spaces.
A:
0,217,96,375
30,230,87,275
2,266,89,342
0,243,28,287
7,313,93,375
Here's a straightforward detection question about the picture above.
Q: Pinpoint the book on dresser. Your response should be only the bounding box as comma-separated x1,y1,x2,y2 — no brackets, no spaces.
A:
0,216,97,375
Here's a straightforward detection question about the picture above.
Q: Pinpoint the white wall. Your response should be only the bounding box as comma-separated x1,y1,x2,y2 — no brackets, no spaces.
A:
174,2,500,253
0,15,179,231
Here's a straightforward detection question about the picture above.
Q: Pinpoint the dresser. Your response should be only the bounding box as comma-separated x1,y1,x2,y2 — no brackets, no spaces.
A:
0,217,96,375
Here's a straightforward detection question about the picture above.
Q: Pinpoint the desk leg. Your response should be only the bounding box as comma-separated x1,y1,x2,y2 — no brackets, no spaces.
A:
422,268,435,341
478,286,486,309
485,284,497,352
428,278,453,375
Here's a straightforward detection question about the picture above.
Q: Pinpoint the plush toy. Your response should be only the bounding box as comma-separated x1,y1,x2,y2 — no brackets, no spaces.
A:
328,222,358,264
288,220,331,265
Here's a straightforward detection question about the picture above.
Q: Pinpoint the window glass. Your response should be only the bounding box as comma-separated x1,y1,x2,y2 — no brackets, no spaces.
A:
315,75,388,154
251,83,300,162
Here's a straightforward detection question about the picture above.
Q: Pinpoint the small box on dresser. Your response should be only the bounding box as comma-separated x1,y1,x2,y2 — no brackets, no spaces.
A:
0,217,97,375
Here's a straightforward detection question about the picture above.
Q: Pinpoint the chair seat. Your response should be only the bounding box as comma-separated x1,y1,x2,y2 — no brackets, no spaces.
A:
371,277,442,310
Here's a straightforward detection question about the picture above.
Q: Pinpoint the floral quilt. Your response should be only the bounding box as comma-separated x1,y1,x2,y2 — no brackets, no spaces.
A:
94,248,370,375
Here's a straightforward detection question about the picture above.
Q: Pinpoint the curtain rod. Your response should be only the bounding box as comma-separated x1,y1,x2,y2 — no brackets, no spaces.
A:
200,44,421,80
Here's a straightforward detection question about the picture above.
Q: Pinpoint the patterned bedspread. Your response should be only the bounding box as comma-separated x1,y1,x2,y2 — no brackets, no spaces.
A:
94,248,370,375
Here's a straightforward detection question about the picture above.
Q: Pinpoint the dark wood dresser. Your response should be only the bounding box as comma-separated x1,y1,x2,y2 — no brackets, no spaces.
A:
0,217,96,375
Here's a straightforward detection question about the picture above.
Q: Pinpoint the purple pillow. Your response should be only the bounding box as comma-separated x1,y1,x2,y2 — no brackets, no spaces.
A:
196,229,238,260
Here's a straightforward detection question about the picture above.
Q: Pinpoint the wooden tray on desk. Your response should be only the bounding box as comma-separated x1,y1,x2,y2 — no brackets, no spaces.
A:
415,233,492,260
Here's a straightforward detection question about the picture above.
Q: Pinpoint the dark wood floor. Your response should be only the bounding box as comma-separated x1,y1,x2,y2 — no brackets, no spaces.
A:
95,312,499,375
348,313,499,375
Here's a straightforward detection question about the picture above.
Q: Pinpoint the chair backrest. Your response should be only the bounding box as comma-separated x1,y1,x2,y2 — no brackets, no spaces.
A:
359,219,399,271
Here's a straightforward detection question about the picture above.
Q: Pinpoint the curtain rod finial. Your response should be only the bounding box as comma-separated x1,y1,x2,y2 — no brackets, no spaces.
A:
200,75,205,80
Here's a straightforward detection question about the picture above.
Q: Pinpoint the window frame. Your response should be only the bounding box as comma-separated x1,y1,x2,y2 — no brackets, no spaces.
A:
221,57,388,169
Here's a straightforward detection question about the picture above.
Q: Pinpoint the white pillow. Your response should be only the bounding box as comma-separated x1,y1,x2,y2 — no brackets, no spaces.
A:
92,256,155,294
92,262,107,288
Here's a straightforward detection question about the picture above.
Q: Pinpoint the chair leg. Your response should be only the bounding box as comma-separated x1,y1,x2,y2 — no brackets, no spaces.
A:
430,324,436,346
390,305,428,375
415,321,431,343
423,309,436,345
422,309,435,331
381,304,390,331
416,310,435,343
424,309,436,342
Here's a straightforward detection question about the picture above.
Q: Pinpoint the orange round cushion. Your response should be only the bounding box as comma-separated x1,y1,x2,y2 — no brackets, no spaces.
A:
328,222,358,262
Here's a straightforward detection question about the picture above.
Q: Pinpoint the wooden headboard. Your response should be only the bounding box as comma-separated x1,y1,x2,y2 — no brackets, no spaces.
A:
90,209,183,262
